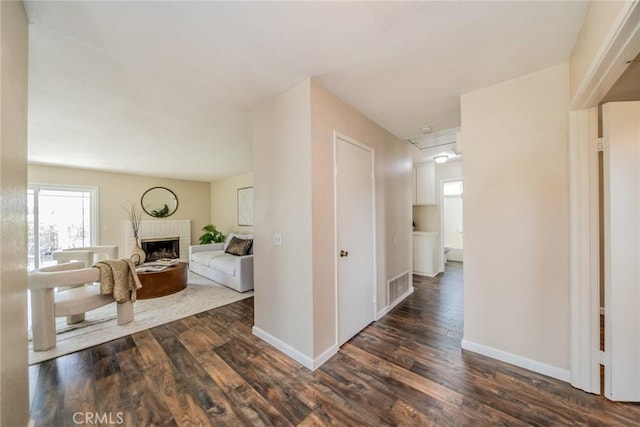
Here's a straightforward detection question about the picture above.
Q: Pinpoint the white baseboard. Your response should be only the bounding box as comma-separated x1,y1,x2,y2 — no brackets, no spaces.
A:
313,343,339,369
252,326,338,371
413,271,439,278
376,286,414,320
461,339,571,383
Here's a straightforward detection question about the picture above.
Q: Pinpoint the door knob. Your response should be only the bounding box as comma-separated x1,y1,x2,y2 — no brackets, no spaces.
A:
340,250,349,257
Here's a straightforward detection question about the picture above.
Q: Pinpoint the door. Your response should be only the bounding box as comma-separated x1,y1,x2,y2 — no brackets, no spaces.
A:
602,101,640,401
335,135,375,346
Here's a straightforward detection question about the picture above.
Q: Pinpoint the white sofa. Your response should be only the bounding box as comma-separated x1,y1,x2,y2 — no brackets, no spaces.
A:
188,233,254,292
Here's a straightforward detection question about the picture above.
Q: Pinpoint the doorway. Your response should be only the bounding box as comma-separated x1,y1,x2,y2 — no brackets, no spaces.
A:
334,133,376,346
441,180,463,264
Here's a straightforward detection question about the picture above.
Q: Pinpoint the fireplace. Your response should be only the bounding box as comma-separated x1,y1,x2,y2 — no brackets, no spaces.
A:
141,237,179,262
126,220,190,261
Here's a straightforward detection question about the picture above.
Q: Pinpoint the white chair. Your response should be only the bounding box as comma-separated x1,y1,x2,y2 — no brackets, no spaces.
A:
52,249,94,268
52,246,119,324
28,261,134,351
53,245,119,265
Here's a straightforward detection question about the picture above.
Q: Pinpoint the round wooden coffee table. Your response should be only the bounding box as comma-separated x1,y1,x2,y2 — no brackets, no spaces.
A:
136,262,188,299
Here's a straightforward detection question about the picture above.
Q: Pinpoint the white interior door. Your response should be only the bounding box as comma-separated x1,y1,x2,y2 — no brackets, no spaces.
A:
602,101,640,402
335,135,375,346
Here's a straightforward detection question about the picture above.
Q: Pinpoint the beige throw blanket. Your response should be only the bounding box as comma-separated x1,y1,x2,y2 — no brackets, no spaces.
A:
94,259,142,302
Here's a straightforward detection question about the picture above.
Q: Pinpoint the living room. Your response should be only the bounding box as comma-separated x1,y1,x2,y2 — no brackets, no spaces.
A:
27,164,253,263
4,1,640,425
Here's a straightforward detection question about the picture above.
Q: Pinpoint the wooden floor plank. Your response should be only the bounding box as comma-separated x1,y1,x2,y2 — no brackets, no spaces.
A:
94,373,138,427
30,359,66,427
131,328,172,368
30,262,640,426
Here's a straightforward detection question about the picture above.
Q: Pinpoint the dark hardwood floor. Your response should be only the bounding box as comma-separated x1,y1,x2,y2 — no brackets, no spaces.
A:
30,263,640,426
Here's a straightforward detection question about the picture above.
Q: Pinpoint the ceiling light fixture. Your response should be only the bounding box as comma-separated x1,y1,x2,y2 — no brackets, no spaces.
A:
433,154,448,164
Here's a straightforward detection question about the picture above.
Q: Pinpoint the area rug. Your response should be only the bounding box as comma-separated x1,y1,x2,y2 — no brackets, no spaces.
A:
28,271,253,365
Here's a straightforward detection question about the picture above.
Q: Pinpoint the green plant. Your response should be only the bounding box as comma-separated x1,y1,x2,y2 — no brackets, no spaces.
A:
199,224,226,244
150,204,170,218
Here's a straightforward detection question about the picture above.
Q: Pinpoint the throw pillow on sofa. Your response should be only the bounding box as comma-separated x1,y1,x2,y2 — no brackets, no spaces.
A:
225,237,253,256
224,233,254,254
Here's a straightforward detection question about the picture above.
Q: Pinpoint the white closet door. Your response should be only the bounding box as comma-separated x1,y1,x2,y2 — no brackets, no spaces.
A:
603,101,640,402
335,136,375,346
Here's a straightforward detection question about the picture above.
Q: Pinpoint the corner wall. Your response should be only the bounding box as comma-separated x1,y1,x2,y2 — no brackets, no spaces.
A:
210,172,253,235
0,1,29,424
252,80,314,360
461,63,571,378
251,79,412,367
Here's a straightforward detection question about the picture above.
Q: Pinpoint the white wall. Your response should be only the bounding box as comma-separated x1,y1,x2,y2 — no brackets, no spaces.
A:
461,63,571,374
28,165,211,257
210,172,253,236
252,80,314,359
0,1,29,424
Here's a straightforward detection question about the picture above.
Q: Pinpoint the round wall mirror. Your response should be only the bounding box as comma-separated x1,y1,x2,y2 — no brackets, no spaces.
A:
141,187,178,218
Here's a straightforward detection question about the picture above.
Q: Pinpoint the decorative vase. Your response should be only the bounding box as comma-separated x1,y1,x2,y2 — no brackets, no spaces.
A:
130,237,146,266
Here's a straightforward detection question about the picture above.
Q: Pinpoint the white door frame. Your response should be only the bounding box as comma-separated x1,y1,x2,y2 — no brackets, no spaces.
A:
333,131,377,347
569,1,640,394
569,107,601,393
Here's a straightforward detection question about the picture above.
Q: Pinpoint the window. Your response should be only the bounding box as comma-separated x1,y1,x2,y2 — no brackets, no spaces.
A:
443,180,463,197
28,185,98,270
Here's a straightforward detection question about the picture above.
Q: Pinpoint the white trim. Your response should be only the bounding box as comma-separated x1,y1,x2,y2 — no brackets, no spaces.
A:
569,108,601,394
412,271,439,278
461,339,571,383
571,1,640,109
376,286,414,320
91,186,99,244
333,131,377,348
568,2,640,396
313,344,339,369
252,326,338,371
252,326,314,370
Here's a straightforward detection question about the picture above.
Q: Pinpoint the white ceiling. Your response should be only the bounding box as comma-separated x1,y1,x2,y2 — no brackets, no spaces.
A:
25,1,588,182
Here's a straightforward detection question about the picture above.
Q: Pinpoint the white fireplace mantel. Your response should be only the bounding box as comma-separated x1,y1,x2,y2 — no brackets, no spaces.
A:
125,219,190,262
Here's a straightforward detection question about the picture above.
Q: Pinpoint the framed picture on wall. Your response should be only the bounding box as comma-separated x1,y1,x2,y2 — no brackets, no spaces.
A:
237,187,253,226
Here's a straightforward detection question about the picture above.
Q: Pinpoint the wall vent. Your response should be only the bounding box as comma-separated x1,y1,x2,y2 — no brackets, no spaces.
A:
388,271,411,306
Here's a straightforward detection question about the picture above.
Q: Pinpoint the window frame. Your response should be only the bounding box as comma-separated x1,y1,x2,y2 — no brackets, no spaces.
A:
28,183,99,269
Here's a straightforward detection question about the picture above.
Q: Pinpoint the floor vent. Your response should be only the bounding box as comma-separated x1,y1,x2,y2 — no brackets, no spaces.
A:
388,271,411,305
